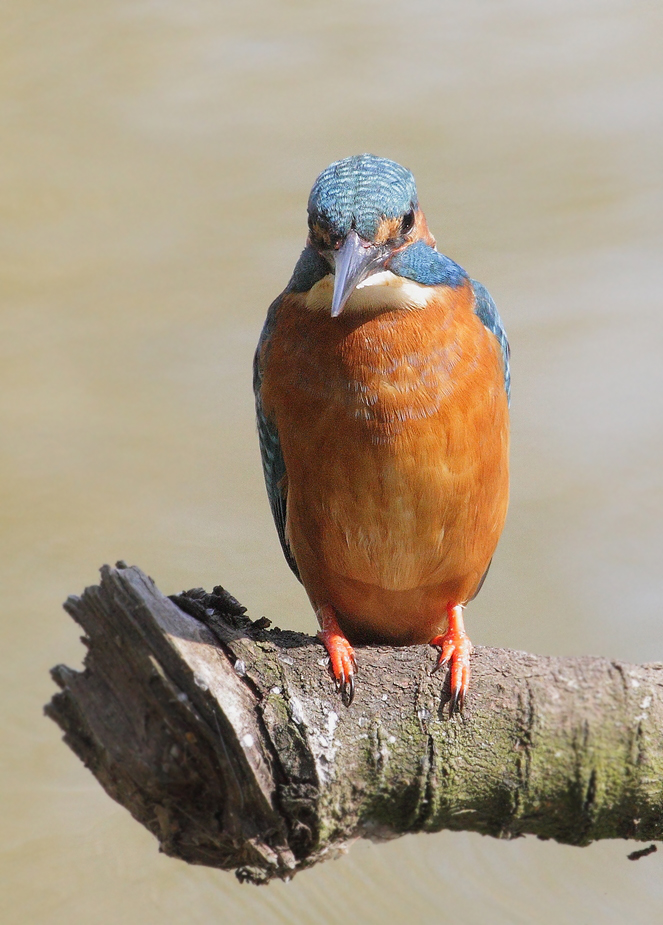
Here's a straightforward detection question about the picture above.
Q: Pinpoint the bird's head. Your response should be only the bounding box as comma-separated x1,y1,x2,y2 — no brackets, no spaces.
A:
305,154,437,317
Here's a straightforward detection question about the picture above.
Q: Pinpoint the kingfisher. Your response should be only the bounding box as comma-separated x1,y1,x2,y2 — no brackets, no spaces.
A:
254,154,509,711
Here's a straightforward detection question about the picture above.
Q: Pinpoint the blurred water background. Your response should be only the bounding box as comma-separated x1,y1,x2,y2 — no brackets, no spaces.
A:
2,0,663,922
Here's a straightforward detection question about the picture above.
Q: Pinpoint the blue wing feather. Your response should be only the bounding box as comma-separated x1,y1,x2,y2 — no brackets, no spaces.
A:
470,279,511,404
253,295,301,581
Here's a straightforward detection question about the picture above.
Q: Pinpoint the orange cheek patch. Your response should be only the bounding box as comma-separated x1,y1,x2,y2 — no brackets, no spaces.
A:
373,216,403,245
373,210,436,248
309,224,335,250
412,209,436,247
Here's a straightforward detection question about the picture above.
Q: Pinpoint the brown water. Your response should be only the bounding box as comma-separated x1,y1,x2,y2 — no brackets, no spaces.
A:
3,0,663,922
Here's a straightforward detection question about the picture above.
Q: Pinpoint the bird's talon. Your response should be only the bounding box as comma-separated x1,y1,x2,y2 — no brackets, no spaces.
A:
430,655,449,676
450,684,464,714
430,603,473,713
340,675,355,707
317,606,357,707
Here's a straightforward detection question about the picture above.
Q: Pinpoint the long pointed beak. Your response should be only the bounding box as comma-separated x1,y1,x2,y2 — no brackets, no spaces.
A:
331,230,385,317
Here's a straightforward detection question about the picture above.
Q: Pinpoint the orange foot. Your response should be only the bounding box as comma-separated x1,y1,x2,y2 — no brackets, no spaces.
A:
430,602,473,713
316,604,357,706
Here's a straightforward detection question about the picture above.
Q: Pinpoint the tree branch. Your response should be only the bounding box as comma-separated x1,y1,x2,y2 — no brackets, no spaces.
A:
45,564,663,884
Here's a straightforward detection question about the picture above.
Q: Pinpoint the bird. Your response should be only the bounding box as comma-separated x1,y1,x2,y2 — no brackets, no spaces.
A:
254,154,509,711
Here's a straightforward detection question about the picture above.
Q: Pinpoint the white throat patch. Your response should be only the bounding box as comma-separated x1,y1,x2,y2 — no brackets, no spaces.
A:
305,270,435,314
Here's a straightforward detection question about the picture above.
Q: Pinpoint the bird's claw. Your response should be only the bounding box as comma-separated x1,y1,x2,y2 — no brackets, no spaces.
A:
430,655,448,675
317,605,357,707
325,640,356,706
430,604,472,714
334,670,355,707
449,677,465,714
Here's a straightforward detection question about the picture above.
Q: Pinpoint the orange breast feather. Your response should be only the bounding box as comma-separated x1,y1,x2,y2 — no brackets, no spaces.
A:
260,280,509,645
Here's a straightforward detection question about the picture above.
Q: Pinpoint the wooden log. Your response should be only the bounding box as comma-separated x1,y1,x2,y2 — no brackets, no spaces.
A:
45,563,663,884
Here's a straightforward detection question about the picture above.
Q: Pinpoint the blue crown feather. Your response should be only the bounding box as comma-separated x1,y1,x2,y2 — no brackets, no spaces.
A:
308,154,418,242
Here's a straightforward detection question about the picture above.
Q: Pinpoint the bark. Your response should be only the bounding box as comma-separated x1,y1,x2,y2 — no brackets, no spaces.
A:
45,564,663,884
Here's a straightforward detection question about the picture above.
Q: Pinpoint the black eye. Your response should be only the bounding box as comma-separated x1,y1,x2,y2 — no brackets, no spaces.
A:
401,209,415,235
